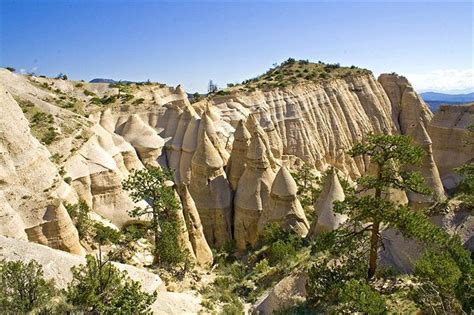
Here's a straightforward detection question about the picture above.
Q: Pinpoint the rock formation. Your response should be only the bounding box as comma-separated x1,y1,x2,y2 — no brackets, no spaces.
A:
178,185,213,266
234,132,276,250
307,168,347,238
428,104,474,189
378,74,433,135
226,119,251,190
24,200,85,255
213,75,397,177
179,110,201,185
197,110,230,164
189,133,233,247
258,166,309,237
117,114,167,166
407,120,445,205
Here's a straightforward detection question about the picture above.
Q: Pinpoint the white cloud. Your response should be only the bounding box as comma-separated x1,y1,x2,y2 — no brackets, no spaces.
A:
405,69,474,92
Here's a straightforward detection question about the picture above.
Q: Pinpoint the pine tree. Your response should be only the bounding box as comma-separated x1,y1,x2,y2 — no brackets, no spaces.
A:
122,166,188,267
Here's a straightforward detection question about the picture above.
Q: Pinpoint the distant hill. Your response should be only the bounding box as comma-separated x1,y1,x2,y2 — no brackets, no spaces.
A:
89,78,116,83
89,78,135,84
420,92,474,111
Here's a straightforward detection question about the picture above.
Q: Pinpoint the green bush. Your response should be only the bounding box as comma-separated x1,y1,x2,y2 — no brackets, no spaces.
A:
65,200,92,239
415,250,462,292
94,223,122,245
65,254,156,313
338,279,386,314
41,128,58,144
83,89,96,96
0,259,56,313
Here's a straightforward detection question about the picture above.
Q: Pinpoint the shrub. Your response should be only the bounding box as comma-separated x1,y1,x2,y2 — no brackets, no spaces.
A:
65,200,92,239
65,254,156,313
75,83,84,88
6,67,15,72
0,259,56,313
94,223,122,245
83,89,96,96
415,250,462,292
41,128,57,145
338,279,386,314
132,98,145,105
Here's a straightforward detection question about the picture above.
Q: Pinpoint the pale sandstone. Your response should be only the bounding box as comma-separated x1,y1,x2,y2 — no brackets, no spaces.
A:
307,168,347,238
258,166,309,237
226,119,251,190
234,132,276,250
189,133,233,247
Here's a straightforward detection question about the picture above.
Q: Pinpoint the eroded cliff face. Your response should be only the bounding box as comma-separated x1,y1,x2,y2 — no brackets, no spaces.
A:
211,74,397,178
0,67,463,258
0,82,82,253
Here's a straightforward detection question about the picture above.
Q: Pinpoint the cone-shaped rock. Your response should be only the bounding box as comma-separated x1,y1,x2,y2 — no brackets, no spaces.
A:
258,166,309,236
99,108,116,133
189,133,232,247
246,114,279,170
179,112,201,185
227,120,251,190
264,120,284,160
234,132,276,250
178,185,213,266
168,106,194,183
198,111,230,164
407,121,445,205
25,200,85,255
307,168,347,238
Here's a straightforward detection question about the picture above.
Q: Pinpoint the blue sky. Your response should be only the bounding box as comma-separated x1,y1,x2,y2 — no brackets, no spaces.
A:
1,0,472,93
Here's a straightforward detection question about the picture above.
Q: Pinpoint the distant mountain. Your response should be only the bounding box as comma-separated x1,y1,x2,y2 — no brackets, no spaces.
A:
420,91,474,111
89,78,135,84
89,78,116,83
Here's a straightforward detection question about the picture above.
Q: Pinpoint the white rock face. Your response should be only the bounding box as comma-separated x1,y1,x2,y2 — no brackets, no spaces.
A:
64,124,147,228
0,83,83,253
252,272,307,315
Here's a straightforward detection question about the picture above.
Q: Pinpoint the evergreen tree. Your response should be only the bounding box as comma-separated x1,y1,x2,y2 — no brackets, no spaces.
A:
307,134,473,312
122,166,188,267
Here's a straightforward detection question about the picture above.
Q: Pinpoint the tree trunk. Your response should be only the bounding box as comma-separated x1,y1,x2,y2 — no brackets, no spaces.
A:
368,162,383,279
368,219,380,279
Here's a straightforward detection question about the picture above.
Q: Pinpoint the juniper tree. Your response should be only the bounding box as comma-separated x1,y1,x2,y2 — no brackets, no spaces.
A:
122,166,188,267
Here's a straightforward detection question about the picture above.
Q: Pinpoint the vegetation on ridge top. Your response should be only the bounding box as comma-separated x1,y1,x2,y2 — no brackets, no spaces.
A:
220,58,372,94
